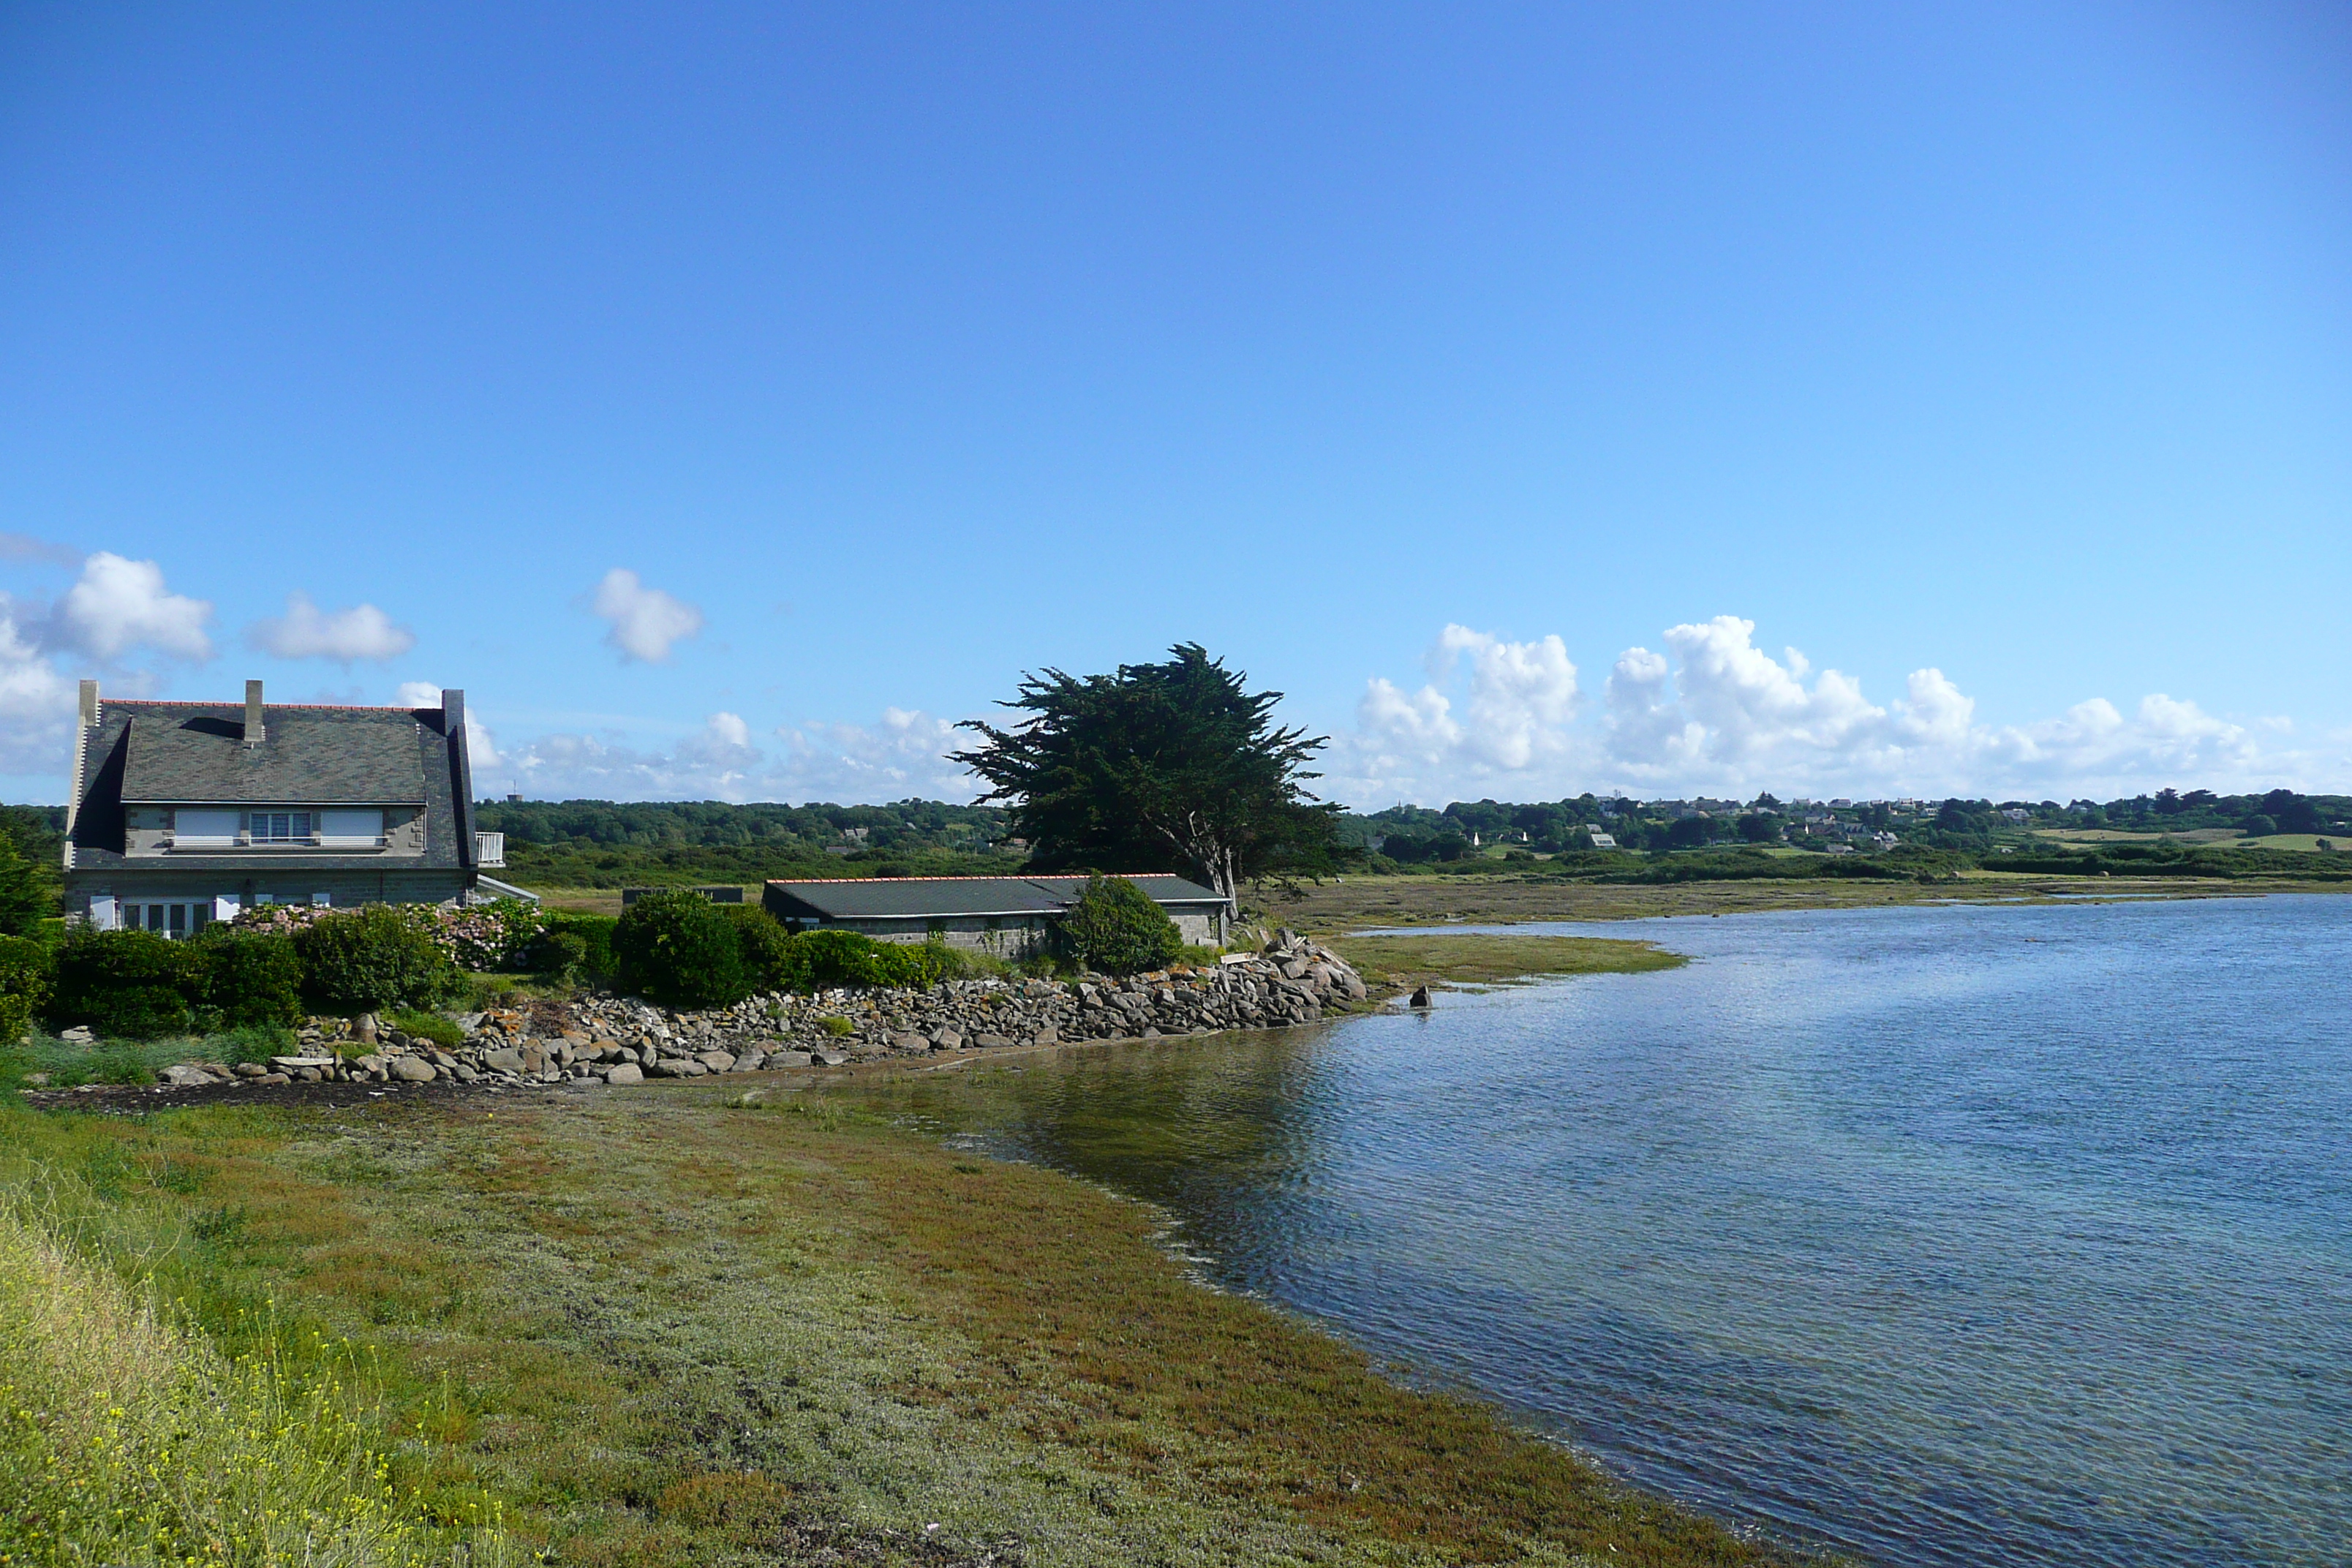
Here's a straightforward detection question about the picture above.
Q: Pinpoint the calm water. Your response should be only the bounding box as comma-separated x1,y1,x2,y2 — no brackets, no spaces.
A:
862,895,2352,1566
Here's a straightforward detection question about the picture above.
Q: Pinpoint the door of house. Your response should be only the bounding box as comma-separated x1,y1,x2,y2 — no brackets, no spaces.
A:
122,901,211,939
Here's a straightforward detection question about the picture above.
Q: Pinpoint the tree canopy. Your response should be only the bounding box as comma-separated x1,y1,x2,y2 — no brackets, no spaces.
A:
950,644,1344,900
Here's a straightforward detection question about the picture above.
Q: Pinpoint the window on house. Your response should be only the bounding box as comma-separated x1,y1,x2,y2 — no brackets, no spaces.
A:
319,808,385,847
174,808,238,847
249,811,313,843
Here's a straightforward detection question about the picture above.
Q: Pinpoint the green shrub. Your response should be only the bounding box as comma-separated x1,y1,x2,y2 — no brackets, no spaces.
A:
188,927,304,1029
726,905,801,992
780,929,962,991
613,889,748,1006
291,906,456,1014
50,929,199,1039
1053,874,1181,975
818,1014,853,1037
532,911,617,979
0,933,53,1045
385,1008,464,1049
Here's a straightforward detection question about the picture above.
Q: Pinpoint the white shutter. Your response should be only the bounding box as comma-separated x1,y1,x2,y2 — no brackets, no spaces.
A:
88,895,117,930
319,809,384,847
175,808,238,846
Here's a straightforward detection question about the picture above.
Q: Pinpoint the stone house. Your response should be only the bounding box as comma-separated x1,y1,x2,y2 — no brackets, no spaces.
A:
762,873,1232,958
62,679,533,935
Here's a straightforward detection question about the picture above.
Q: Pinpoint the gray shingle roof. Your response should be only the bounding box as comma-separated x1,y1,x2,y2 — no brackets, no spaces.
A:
68,698,475,874
122,709,427,804
764,874,1228,923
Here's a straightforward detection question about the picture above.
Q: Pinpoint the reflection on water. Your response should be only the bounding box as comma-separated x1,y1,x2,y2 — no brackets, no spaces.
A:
851,895,2352,1567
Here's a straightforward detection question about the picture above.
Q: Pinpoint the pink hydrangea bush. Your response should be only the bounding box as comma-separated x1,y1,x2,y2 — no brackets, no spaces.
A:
229,897,544,971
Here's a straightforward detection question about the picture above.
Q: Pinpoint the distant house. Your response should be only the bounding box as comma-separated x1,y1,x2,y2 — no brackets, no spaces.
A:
1585,830,1618,850
763,873,1232,958
63,679,532,936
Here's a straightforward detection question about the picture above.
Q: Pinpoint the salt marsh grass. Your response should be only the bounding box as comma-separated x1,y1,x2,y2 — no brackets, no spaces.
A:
0,1160,505,1568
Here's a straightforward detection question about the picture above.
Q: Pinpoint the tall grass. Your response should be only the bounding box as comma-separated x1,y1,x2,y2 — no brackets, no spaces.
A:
0,1164,505,1568
0,1026,298,1092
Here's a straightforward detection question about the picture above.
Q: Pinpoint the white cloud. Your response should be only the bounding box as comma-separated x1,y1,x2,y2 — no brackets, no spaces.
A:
591,568,703,663
52,552,212,661
1340,625,1586,802
393,680,503,769
1330,616,2321,804
246,592,416,663
486,706,978,804
0,601,78,775
776,707,976,800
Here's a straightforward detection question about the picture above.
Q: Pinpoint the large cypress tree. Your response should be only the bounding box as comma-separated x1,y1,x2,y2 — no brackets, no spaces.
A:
950,644,1344,901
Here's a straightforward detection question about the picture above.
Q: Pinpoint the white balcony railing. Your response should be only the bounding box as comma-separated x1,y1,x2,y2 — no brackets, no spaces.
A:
475,831,505,867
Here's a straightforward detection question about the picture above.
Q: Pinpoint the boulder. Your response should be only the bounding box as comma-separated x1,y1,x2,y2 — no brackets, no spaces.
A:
160,1063,213,1088
604,1063,644,1085
768,1050,813,1068
480,1048,525,1074
270,1055,336,1072
889,1031,927,1053
388,1057,437,1084
729,1051,766,1072
812,1049,849,1066
696,1049,737,1072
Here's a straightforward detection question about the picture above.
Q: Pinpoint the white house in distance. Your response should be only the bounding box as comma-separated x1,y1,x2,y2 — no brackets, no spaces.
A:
61,679,534,936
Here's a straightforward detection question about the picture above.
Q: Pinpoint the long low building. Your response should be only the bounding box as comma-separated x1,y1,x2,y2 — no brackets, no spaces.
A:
762,873,1232,957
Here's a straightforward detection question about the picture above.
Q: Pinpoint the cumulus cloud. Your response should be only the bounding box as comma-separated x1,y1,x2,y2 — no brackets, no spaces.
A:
246,592,416,663
392,680,502,768
0,552,219,780
1330,615,2312,804
591,569,703,663
0,601,79,775
486,706,978,804
1346,626,1584,799
51,553,213,661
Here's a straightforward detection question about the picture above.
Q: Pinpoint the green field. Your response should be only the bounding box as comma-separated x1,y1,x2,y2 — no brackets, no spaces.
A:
1330,932,1686,991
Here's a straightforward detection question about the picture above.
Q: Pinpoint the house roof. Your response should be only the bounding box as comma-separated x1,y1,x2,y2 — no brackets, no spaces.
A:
67,697,476,875
764,873,1229,923
121,708,427,804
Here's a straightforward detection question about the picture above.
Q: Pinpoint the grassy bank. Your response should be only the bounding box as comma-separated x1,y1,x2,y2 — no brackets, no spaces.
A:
1331,932,1686,991
0,1085,1810,1567
1262,868,2352,932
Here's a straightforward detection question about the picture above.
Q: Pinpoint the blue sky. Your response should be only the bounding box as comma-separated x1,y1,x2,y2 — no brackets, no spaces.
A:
3,2,2347,807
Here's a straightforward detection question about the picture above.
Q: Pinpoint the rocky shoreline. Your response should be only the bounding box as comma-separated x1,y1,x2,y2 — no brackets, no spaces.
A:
132,930,1371,1092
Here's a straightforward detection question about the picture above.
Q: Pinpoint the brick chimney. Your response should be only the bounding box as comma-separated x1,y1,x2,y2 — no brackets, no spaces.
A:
243,679,265,747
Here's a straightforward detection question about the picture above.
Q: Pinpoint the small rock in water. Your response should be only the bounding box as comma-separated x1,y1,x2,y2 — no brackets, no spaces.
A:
1409,984,1433,1009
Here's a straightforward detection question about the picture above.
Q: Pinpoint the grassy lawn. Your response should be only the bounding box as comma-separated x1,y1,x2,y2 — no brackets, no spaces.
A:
1330,933,1686,991
1,1086,1808,1567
